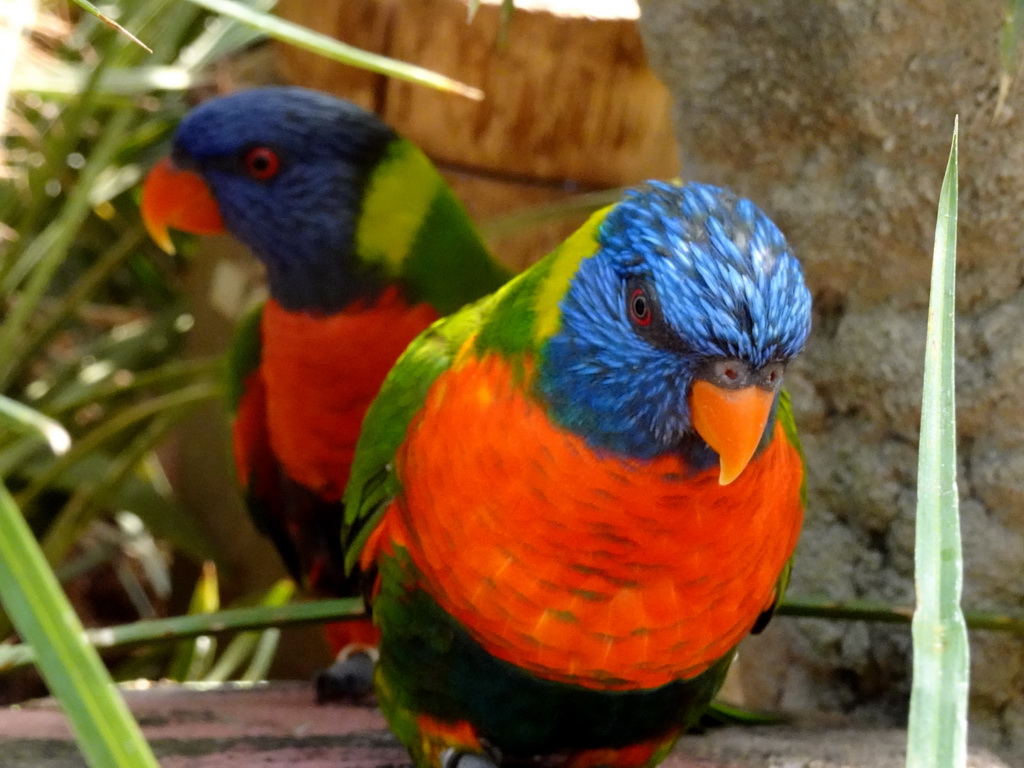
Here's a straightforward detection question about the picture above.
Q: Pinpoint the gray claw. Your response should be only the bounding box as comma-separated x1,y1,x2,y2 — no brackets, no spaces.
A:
439,748,499,768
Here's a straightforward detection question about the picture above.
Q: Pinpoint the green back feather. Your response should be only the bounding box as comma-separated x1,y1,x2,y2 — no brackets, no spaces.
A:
750,388,804,633
777,388,807,506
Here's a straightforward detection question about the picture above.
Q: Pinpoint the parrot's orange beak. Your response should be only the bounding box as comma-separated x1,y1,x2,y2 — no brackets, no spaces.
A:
689,381,776,486
140,157,225,254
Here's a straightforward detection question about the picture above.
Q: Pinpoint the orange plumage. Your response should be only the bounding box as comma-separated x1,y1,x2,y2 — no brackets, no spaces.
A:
368,350,803,690
253,289,439,500
234,288,438,651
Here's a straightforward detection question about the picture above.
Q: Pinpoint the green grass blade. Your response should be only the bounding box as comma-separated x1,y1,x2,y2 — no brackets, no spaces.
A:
241,626,281,681
479,187,626,239
40,414,182,566
46,356,222,415
11,64,197,96
124,0,204,64
202,628,260,682
12,226,147,379
906,118,967,768
1001,0,1024,72
0,597,366,673
168,561,221,681
497,0,515,46
0,481,159,768
68,0,153,52
0,395,71,456
0,108,135,388
778,596,1024,634
180,0,484,100
17,380,222,512
203,579,294,682
174,0,274,72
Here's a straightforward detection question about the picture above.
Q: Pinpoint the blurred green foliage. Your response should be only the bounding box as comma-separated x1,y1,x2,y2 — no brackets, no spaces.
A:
2,1,256,646
1,0,487,691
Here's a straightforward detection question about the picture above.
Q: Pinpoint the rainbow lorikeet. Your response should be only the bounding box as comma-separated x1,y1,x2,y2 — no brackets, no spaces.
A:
139,87,512,665
343,181,812,768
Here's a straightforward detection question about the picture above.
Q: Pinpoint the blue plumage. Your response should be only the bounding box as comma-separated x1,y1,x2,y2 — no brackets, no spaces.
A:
170,87,396,313
538,181,811,461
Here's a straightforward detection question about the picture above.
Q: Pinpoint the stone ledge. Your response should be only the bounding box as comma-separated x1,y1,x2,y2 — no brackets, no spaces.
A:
0,682,1009,768
682,723,1010,768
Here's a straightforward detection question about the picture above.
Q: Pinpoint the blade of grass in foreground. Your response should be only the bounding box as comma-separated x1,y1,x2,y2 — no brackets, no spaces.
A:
778,597,1024,634
68,0,153,52
182,0,484,100
202,579,294,683
905,118,967,768
1001,0,1023,73
0,596,366,672
0,394,71,455
0,481,159,768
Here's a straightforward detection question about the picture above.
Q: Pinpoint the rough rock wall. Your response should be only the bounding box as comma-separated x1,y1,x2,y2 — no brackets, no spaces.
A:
637,0,1024,759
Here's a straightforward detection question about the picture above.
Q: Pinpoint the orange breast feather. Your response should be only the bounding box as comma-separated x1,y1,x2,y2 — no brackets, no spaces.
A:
380,352,803,691
259,289,439,499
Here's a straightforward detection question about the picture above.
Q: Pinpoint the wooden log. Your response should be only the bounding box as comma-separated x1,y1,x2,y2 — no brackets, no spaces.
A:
275,0,680,187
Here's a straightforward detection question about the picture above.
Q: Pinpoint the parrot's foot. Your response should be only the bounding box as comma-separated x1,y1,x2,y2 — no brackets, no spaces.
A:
314,645,377,704
440,748,500,768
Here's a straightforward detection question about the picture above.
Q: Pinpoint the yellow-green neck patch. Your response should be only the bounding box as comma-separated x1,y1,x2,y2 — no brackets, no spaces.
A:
356,139,443,274
532,205,611,345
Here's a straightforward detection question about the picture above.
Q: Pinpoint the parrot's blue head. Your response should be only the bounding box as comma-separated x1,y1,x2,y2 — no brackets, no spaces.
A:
538,182,812,479
146,86,397,313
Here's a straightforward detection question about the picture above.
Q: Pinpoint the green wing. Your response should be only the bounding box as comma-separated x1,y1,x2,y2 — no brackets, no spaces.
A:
776,387,807,510
751,387,804,634
341,294,497,573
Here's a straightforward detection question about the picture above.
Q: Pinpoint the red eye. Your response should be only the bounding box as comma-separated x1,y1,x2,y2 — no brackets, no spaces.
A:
629,286,652,327
244,146,280,180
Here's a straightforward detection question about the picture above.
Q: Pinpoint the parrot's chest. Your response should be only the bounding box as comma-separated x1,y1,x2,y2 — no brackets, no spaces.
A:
257,292,438,498
381,353,804,691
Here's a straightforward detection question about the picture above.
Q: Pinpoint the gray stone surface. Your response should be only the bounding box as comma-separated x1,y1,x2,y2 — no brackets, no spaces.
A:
0,683,1010,768
684,724,1011,768
638,0,1024,762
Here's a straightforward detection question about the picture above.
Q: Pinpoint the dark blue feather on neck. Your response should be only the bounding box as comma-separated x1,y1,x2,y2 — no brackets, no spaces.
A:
537,181,811,463
172,87,398,314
